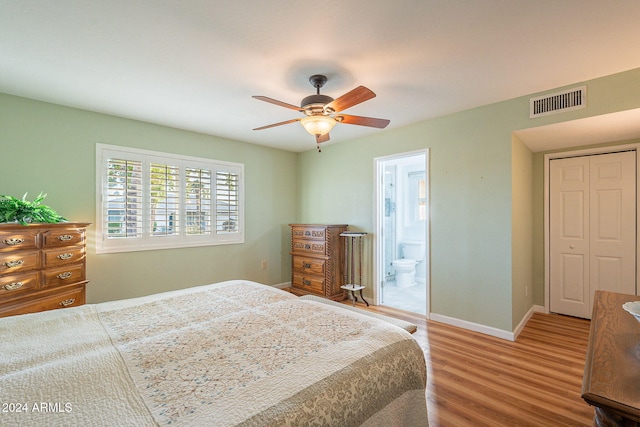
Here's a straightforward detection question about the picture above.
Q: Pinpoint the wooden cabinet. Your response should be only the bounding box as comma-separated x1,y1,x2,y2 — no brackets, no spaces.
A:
582,290,640,425
0,222,90,317
289,224,347,300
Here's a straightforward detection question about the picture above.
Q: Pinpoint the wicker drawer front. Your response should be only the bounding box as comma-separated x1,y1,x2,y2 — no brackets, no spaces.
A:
43,264,85,288
43,246,85,268
0,251,40,274
0,272,39,295
42,229,85,248
0,231,39,252
291,226,326,240
292,256,325,275
292,273,324,294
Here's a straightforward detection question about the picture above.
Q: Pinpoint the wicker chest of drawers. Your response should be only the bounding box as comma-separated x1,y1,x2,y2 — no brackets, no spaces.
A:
289,224,347,300
0,222,90,317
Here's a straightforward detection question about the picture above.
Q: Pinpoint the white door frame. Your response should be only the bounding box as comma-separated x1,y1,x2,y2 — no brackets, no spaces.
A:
544,142,640,314
373,149,430,316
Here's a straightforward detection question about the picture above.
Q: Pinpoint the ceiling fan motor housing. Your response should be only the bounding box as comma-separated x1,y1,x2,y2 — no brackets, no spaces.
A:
301,94,334,115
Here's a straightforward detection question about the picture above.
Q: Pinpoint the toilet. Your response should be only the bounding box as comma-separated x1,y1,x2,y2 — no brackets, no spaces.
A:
392,241,426,288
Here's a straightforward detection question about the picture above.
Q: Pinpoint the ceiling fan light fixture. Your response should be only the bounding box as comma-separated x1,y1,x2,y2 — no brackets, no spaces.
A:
300,115,336,136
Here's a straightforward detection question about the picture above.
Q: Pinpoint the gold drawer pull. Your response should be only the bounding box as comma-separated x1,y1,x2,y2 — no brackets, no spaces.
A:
304,231,311,236
57,272,73,280
4,260,24,268
57,253,73,260
3,238,25,246
3,281,23,291
59,298,75,307
58,235,73,241
303,279,311,286
303,262,311,269
304,244,311,249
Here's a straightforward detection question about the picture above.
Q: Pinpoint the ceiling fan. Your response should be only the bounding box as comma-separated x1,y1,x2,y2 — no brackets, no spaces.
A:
253,75,390,151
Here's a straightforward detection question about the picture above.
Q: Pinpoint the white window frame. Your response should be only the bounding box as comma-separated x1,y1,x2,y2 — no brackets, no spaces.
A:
96,143,244,254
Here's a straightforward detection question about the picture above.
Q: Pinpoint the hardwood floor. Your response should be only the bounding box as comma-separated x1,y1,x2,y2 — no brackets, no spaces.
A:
346,302,595,426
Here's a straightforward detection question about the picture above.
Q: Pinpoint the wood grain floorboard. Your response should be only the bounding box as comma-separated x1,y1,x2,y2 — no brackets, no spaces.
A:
344,302,594,426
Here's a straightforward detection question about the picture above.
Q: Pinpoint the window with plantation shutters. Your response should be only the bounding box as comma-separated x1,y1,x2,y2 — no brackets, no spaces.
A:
216,170,239,234
105,158,143,238
96,144,244,253
150,163,180,236
185,167,212,236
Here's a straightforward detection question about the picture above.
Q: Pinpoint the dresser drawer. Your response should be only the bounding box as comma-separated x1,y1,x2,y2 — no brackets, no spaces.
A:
292,273,324,294
0,271,39,295
291,226,327,241
43,264,85,288
0,251,40,274
292,240,326,255
0,230,39,252
43,246,85,268
42,228,86,248
292,256,325,275
0,285,85,317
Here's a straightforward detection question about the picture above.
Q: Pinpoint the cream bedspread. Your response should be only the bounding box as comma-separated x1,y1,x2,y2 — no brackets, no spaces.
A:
0,280,427,426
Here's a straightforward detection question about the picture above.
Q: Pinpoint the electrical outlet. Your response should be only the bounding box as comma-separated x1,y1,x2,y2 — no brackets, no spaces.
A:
261,260,267,269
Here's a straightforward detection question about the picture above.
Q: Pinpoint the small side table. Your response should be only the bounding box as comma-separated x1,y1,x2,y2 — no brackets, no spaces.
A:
340,232,369,306
340,284,368,307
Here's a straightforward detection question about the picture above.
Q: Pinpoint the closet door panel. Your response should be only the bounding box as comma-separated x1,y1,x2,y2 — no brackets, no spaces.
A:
550,157,590,318
589,151,636,301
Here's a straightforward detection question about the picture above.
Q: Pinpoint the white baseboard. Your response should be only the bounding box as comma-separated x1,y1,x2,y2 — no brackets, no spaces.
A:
512,306,536,340
429,304,546,342
271,282,291,290
279,279,542,342
533,304,545,313
429,313,516,341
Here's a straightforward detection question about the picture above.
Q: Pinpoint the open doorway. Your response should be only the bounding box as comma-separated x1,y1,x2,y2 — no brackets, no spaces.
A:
374,150,429,315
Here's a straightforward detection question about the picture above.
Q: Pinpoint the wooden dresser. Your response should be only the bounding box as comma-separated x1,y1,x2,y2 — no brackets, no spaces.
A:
289,224,347,301
0,222,90,317
582,290,640,426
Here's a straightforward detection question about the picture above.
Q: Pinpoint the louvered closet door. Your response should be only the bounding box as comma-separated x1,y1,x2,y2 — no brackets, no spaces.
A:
550,151,636,319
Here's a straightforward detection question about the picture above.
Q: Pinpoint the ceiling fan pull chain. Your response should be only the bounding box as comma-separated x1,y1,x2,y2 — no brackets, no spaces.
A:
317,144,322,153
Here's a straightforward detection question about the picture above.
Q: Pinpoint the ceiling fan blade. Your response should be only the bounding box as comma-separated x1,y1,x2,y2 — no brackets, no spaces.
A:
252,96,303,111
336,114,390,129
325,86,376,113
253,118,300,130
316,133,330,143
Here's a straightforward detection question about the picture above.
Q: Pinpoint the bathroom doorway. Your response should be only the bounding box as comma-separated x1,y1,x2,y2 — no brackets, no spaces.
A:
374,150,429,315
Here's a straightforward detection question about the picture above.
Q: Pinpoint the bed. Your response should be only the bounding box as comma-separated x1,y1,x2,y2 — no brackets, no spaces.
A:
0,280,427,426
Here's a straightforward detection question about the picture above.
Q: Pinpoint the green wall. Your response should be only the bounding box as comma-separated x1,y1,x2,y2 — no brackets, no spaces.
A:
511,134,534,326
0,93,298,303
3,66,640,334
297,67,640,332
297,104,517,330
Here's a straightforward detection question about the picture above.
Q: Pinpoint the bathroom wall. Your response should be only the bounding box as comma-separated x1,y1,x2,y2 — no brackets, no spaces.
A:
383,164,397,279
396,160,427,281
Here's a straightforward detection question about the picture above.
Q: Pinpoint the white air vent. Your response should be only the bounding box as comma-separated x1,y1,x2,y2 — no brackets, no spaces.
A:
529,85,586,118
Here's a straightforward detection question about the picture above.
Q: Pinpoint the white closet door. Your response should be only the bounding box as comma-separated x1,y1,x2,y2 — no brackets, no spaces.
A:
589,152,636,303
550,151,636,319
550,156,590,318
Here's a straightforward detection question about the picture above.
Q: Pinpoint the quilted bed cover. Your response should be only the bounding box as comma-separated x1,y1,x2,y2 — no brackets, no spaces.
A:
0,280,427,426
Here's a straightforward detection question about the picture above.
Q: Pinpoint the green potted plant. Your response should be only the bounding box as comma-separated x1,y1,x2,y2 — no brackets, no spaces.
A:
0,192,67,225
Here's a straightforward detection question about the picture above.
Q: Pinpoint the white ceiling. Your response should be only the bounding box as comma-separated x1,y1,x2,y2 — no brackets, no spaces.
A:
514,108,640,153
2,1,640,152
